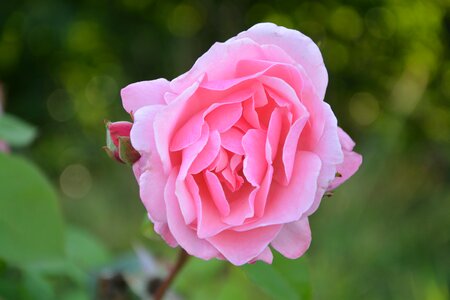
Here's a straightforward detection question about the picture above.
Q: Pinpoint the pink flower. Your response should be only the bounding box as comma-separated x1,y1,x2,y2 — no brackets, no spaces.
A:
121,23,362,265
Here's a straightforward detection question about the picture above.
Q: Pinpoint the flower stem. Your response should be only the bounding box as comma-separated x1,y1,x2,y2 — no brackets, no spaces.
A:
154,248,190,300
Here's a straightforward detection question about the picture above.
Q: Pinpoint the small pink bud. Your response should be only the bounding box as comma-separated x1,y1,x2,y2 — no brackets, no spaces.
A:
104,121,140,165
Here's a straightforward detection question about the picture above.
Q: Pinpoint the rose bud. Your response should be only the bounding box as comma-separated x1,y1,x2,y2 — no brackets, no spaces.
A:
114,23,362,265
104,121,140,165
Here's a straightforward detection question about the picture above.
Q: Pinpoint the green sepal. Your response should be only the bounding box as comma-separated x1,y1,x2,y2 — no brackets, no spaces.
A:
118,136,140,165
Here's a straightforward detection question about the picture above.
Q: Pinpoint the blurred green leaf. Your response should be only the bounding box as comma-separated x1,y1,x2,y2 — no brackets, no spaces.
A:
0,153,65,266
22,271,54,300
0,114,36,147
243,253,311,300
66,226,111,271
216,267,262,300
60,289,90,300
25,259,86,287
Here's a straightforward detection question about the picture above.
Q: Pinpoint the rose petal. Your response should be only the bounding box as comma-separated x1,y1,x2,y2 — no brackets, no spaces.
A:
281,116,309,184
221,127,245,155
207,225,282,265
154,79,203,173
189,130,221,174
153,220,178,247
175,176,197,225
312,103,343,165
206,103,243,133
178,124,210,180
192,176,231,238
234,22,328,100
249,247,273,264
271,217,311,259
304,163,336,216
253,165,274,217
337,127,356,151
131,105,165,153
170,112,205,152
210,147,229,172
242,97,261,128
121,79,170,113
165,168,220,259
222,183,256,226
171,38,265,93
139,165,167,223
265,107,284,163
242,129,268,186
235,151,321,231
204,170,231,216
328,151,362,190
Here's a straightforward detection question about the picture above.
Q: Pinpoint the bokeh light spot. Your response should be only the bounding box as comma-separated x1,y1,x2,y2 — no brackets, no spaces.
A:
167,4,203,37
47,89,75,122
322,38,349,72
365,7,397,39
330,6,363,40
60,164,92,199
349,92,380,126
85,75,118,105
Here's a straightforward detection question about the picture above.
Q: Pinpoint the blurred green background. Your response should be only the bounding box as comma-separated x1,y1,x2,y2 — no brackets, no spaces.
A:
0,0,449,299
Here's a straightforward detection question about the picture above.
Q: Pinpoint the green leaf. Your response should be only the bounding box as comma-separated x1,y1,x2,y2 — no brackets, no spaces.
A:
22,271,55,300
216,267,261,300
65,226,111,271
243,260,298,300
0,114,37,147
0,153,65,266
243,253,311,300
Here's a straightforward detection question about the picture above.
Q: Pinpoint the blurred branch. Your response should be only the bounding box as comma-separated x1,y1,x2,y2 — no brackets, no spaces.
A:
154,249,189,300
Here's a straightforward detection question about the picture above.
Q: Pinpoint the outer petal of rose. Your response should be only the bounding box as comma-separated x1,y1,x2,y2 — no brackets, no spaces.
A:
337,127,356,151
304,163,336,216
154,79,202,173
271,217,311,259
328,151,362,191
153,220,178,247
328,127,362,190
170,38,265,93
313,103,343,166
207,225,282,266
131,105,165,153
165,168,221,260
121,79,170,114
308,104,345,197
131,105,168,223
139,166,167,223
233,22,328,100
249,247,273,264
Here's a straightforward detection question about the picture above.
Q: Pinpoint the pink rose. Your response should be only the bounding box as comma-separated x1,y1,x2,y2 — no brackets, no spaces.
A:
121,23,362,265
